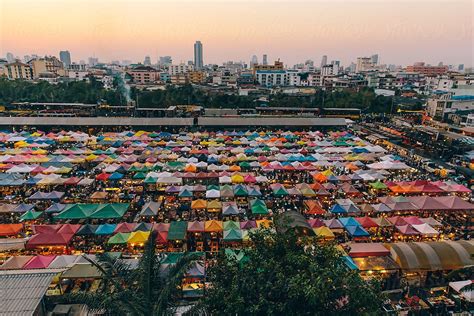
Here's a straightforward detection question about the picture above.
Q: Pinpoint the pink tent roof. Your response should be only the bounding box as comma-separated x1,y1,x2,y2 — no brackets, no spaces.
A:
434,196,474,210
57,224,81,235
408,196,447,210
114,222,136,233
388,216,408,226
23,255,56,269
396,224,420,235
307,218,325,228
403,216,424,225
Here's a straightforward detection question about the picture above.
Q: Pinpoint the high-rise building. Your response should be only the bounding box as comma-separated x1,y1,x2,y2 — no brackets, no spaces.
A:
144,56,151,66
194,41,203,69
356,57,375,72
59,50,71,67
6,52,14,63
458,64,464,72
371,54,379,65
262,54,268,65
250,55,258,67
159,56,172,67
88,57,99,66
320,55,327,68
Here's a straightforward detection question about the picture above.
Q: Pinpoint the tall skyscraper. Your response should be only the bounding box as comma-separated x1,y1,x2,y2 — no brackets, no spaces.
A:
320,55,327,68
59,50,71,67
250,55,258,67
6,52,14,63
144,56,151,66
88,57,99,66
371,54,379,65
262,54,268,65
194,41,203,69
159,56,172,67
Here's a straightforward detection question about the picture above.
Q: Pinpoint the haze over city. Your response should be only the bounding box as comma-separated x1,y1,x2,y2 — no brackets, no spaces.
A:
1,0,472,66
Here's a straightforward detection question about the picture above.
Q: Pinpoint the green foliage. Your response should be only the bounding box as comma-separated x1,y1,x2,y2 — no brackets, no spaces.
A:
0,78,397,112
191,229,383,315
0,78,124,105
64,232,197,316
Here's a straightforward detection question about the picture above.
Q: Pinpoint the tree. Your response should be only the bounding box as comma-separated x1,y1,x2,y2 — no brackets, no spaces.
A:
190,228,383,315
64,232,198,316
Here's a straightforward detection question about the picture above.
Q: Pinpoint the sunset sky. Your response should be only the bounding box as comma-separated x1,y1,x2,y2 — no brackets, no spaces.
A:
0,0,472,66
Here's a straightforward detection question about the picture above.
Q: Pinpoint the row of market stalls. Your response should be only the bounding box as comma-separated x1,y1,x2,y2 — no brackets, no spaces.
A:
0,128,472,313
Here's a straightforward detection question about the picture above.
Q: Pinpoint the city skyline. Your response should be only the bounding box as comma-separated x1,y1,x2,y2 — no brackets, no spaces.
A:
1,0,472,67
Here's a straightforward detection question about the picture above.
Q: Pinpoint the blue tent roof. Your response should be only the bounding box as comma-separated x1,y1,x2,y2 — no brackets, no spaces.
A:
346,225,370,237
109,172,124,181
95,223,117,235
45,203,66,213
343,256,358,270
330,204,347,214
339,217,361,227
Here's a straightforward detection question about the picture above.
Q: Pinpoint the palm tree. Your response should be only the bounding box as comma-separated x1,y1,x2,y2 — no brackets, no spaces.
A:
65,231,198,316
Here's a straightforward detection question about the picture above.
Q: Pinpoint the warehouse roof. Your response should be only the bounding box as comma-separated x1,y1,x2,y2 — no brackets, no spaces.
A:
0,269,63,315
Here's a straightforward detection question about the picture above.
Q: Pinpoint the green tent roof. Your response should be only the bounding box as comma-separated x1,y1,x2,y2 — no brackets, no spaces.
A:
20,210,42,221
273,187,288,196
251,203,269,215
234,185,248,196
133,172,146,179
89,203,129,219
55,204,98,219
223,229,243,241
223,220,240,231
167,221,188,240
369,181,387,190
107,232,130,245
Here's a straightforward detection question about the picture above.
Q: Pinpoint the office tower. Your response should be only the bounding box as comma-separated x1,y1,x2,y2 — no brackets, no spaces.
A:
59,50,71,67
194,41,203,69
371,54,379,65
250,55,258,67
88,57,99,66
458,64,464,71
159,56,172,67
331,60,340,66
320,55,327,67
262,54,268,65
144,56,151,66
6,52,14,63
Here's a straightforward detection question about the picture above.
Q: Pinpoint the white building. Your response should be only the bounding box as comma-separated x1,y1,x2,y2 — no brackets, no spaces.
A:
169,63,193,75
321,64,340,76
256,70,288,87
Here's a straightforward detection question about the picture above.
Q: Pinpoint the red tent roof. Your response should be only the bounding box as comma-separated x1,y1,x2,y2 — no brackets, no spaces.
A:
26,233,74,248
355,216,379,228
348,243,390,257
23,255,56,269
57,224,81,235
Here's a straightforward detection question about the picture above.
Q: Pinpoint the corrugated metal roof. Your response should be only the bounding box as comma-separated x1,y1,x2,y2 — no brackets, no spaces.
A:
198,116,347,126
0,270,60,316
0,117,194,126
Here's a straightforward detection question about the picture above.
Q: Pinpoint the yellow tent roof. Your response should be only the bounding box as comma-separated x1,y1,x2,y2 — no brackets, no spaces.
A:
231,174,244,183
127,231,150,244
207,200,222,210
314,227,335,238
256,219,272,228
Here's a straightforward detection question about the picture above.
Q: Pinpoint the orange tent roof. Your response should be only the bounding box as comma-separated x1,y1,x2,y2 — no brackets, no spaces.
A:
0,224,23,236
191,199,207,209
205,220,223,232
